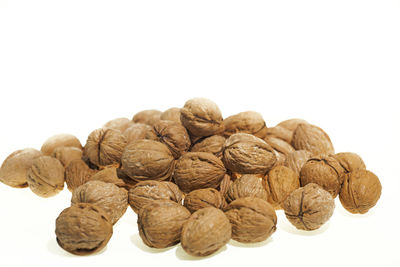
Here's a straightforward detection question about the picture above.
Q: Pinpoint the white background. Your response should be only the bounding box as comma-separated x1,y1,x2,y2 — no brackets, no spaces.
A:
1,1,400,267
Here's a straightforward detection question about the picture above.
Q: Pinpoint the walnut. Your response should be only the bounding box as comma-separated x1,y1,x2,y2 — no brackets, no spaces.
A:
226,174,268,203
65,159,97,191
222,111,267,139
284,150,313,175
339,170,381,214
103,117,134,132
181,207,231,257
138,200,191,248
121,140,175,182
0,148,42,188
84,128,127,168
222,133,276,175
190,135,226,158
55,203,113,255
225,197,277,243
128,180,183,213
123,123,154,143
332,152,366,173
180,98,224,137
265,126,293,143
300,155,345,197
160,107,182,123
218,174,232,198
132,109,162,126
283,183,335,231
264,137,294,156
71,180,128,225
277,118,309,131
27,156,65,197
41,134,82,156
291,123,335,155
89,167,126,188
173,152,226,193
184,188,227,213
51,146,83,167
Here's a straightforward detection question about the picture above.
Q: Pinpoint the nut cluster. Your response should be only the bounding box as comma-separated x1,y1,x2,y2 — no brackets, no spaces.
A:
0,98,382,257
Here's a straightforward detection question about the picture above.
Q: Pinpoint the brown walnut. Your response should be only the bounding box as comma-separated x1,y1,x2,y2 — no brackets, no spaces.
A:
300,155,345,197
52,146,83,167
222,111,267,139
160,107,182,123
226,174,268,203
190,135,226,158
132,109,162,126
138,200,191,248
65,159,97,191
173,152,226,193
123,123,154,143
339,170,381,214
71,180,128,225
277,118,309,131
333,152,366,173
41,134,82,156
265,126,293,144
264,137,294,156
103,117,134,132
218,174,232,198
180,98,224,137
222,133,276,175
27,156,65,197
55,203,113,255
225,197,277,243
121,140,175,182
181,207,231,257
128,180,183,213
292,123,335,155
89,167,126,188
0,148,42,188
283,183,335,231
184,188,227,213
284,150,313,175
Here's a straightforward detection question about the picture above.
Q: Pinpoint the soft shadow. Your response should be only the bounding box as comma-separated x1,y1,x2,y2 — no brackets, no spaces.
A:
337,205,377,218
130,233,175,253
47,238,108,257
280,219,330,236
228,237,273,248
175,244,227,260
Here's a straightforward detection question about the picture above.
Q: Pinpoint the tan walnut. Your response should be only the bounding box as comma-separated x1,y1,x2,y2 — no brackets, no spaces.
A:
184,188,227,213
222,111,267,139
291,123,334,155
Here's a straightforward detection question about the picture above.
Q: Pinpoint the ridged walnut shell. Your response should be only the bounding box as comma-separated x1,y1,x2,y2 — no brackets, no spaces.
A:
128,180,183,213
65,159,97,191
225,197,277,243
222,133,276,175
265,126,293,144
132,109,162,126
284,150,313,175
180,98,224,137
52,146,83,167
190,135,226,158
339,170,381,214
71,180,128,225
55,203,113,255
41,134,82,156
123,123,154,143
89,167,126,188
181,207,231,257
121,140,175,182
333,152,366,173
226,174,268,203
103,117,134,133
300,155,345,197
264,137,294,156
277,118,309,132
184,188,227,213
292,123,334,155
173,152,226,193
160,107,181,123
283,183,335,231
27,156,65,197
0,148,42,188
138,200,191,248
223,111,267,139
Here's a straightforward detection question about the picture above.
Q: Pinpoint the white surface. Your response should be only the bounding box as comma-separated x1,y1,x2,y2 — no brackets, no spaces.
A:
0,1,400,267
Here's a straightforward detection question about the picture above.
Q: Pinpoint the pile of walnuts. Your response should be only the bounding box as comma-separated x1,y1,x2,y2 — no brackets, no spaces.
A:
0,98,382,257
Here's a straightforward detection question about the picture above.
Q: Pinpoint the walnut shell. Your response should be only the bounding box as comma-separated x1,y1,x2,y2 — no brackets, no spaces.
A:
89,167,126,188
123,123,154,143
184,188,227,213
121,140,175,182
300,155,345,197
65,159,97,191
180,98,223,137
41,134,82,156
132,109,162,126
223,111,267,139
284,150,313,175
225,197,277,243
277,118,309,131
222,133,276,175
128,180,183,213
52,146,83,167
265,166,299,209
190,135,226,158
150,120,191,159
27,156,65,197
218,174,232,198
173,152,226,193
283,183,335,231
265,126,293,143
332,152,366,173
339,170,381,214
160,107,182,123
84,128,127,168
138,200,191,248
103,117,134,132
292,123,335,155
226,174,268,203
71,180,128,225
0,148,42,188
55,203,113,255
181,207,231,257
264,137,294,156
